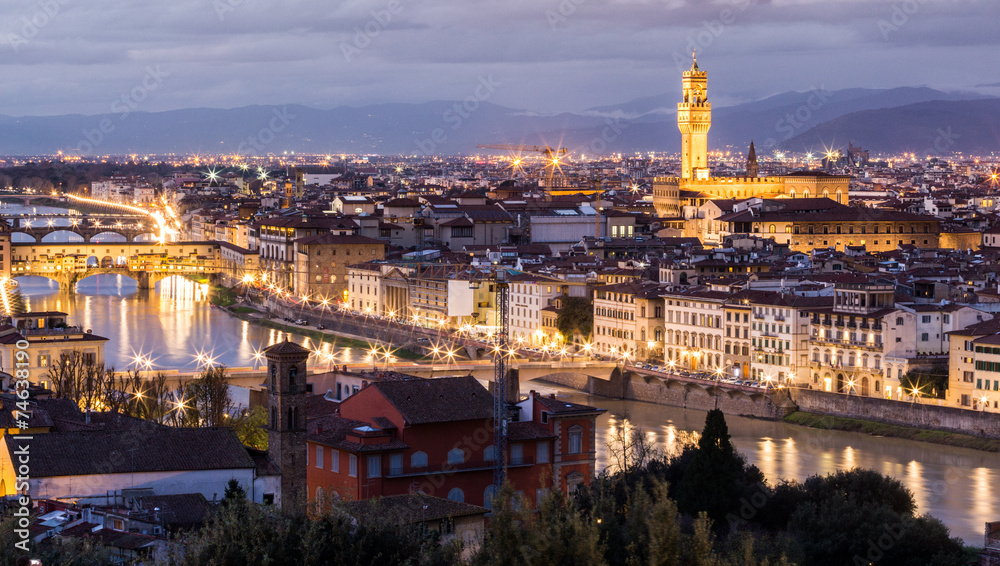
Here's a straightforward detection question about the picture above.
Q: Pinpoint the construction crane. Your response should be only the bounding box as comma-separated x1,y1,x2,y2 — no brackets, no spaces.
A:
492,268,510,491
472,268,511,494
476,144,568,198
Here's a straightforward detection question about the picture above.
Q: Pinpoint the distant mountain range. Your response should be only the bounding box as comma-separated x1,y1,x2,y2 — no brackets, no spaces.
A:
0,87,996,156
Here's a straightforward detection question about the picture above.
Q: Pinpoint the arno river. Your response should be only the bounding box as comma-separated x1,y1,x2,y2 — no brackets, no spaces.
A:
11,275,1000,545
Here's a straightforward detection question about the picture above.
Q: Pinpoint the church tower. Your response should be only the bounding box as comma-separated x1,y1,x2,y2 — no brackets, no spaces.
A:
746,140,759,178
264,339,310,513
677,50,711,180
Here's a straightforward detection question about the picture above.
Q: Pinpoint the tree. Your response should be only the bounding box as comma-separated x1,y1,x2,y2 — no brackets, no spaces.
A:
606,413,660,482
183,365,234,427
556,296,593,343
677,410,765,527
222,478,247,506
645,481,683,566
900,364,949,399
232,405,268,450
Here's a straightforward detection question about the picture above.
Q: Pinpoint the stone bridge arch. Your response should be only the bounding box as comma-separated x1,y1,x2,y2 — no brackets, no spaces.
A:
89,231,129,243
40,230,86,243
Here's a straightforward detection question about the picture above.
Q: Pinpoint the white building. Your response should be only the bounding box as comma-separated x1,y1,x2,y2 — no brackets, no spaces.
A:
507,272,565,346
1,427,279,505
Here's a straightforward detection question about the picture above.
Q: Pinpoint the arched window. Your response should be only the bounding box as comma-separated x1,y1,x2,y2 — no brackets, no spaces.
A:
447,448,465,465
448,488,464,503
484,485,496,510
769,224,776,234
411,451,428,468
484,445,496,462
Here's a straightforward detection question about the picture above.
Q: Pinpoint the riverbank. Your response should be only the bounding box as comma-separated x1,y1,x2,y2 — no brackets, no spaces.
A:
785,410,1000,453
218,303,425,361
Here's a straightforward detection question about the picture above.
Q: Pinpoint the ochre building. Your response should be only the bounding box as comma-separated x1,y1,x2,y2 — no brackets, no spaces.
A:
653,56,850,217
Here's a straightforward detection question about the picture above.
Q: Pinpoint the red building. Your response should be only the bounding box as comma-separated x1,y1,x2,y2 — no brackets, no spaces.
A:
306,376,603,508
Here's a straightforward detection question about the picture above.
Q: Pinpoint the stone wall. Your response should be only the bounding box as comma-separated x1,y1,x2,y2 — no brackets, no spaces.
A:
791,388,1000,438
539,369,791,420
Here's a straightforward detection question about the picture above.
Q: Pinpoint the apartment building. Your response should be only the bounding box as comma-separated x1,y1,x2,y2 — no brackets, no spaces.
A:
508,272,565,346
660,290,728,372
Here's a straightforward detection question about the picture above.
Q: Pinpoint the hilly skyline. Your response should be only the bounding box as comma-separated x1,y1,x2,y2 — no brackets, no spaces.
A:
0,86,996,157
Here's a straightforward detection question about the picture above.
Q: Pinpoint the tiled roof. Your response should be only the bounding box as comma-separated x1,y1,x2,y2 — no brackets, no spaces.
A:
136,493,211,530
370,375,494,425
263,339,312,356
10,427,255,477
508,421,557,441
307,414,410,453
534,394,603,415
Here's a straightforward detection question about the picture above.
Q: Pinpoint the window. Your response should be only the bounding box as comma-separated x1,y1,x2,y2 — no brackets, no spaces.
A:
922,315,931,323
330,449,339,473
447,448,465,465
536,488,551,506
537,440,550,464
447,488,464,503
349,454,357,477
540,411,548,424
315,445,324,469
484,445,496,462
411,451,428,468
568,425,583,454
511,443,523,465
921,333,929,342
367,455,381,478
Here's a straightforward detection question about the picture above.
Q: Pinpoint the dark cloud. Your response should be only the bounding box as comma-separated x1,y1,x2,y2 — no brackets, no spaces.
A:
0,0,996,116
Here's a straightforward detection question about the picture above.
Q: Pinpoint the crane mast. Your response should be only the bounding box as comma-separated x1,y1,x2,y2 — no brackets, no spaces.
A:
492,268,510,490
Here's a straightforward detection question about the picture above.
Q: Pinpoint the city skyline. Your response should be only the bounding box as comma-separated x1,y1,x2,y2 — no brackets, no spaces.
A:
1,0,999,117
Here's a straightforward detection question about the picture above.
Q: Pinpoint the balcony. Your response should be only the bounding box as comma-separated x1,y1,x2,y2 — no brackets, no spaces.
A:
773,314,785,322
847,322,857,329
834,320,845,328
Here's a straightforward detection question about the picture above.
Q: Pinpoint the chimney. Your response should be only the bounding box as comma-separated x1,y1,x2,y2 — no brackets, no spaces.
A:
84,409,91,425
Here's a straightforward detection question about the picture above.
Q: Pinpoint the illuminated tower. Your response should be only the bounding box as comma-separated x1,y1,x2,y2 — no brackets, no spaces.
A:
746,140,759,178
678,51,711,180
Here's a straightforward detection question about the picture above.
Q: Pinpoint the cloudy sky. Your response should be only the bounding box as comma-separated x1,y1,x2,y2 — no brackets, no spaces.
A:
1,0,997,116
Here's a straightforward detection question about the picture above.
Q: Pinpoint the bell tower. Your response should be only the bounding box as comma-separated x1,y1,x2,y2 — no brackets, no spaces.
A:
264,339,310,512
678,50,711,180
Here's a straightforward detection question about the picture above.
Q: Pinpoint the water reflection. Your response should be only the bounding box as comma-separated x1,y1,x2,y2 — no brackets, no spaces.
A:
527,382,1000,545
14,275,371,369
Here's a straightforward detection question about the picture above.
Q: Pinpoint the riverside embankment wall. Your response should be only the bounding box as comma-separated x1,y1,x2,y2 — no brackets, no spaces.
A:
790,388,1000,438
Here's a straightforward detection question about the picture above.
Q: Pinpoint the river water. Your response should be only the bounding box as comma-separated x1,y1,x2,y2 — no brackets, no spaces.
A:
13,275,376,369
528,383,998,546
6,202,997,545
